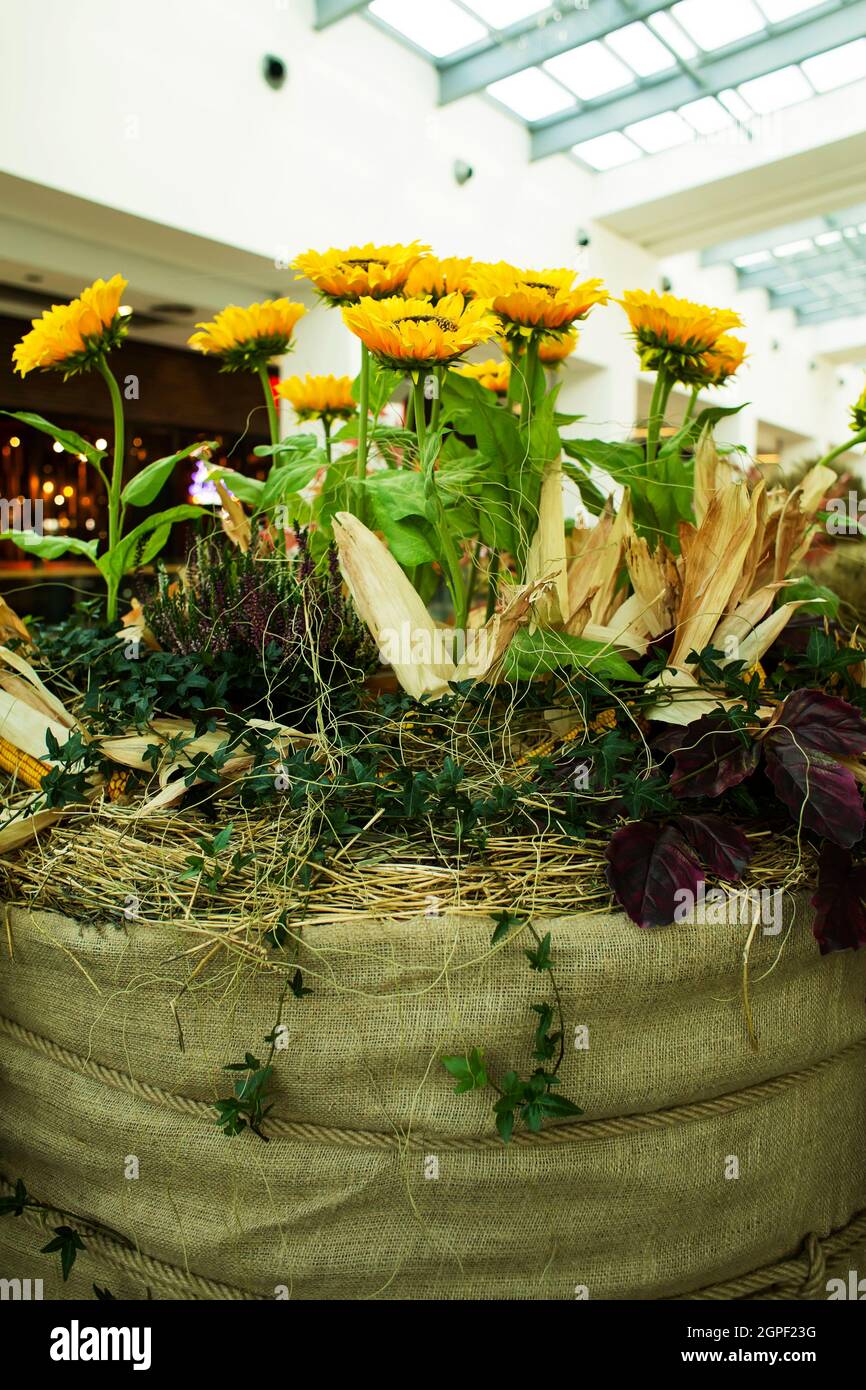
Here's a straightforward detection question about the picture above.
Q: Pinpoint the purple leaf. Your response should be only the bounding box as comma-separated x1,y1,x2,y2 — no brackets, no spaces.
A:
658,714,760,798
774,689,866,758
606,821,703,929
764,735,865,848
810,842,866,954
673,814,752,882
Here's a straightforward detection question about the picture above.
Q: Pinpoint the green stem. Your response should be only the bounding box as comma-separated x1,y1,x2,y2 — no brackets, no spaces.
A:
413,373,427,453
257,363,280,450
95,355,125,623
431,367,443,429
646,366,670,464
322,416,332,465
485,552,500,621
816,425,866,471
521,335,540,427
357,344,371,481
405,385,415,432
684,385,699,424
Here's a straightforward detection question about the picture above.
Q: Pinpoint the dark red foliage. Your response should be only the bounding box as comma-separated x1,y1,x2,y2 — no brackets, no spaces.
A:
659,714,760,799
673,814,752,882
605,821,704,929
772,690,866,758
810,842,866,954
764,738,865,848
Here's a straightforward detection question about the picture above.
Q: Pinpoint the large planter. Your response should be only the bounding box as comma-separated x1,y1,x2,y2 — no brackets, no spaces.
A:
1,897,865,1300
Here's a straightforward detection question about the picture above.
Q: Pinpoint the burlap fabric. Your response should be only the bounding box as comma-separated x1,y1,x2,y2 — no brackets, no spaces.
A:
1,896,865,1300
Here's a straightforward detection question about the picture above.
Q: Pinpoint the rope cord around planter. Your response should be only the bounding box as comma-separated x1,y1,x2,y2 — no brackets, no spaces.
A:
2,1011,866,1151
2,1172,864,1302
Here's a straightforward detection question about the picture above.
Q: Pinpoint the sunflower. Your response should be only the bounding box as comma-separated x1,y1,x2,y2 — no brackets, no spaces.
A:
294,242,429,306
528,328,579,365
851,380,866,432
468,264,607,339
342,293,496,370
453,358,510,394
619,290,742,378
698,334,747,387
278,374,356,422
188,299,306,371
13,274,129,377
404,255,476,304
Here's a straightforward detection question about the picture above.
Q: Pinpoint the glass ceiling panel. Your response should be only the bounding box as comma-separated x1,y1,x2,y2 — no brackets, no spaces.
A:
356,0,866,179
705,202,866,324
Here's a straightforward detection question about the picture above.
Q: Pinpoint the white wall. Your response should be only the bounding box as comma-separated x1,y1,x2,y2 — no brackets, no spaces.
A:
0,0,861,461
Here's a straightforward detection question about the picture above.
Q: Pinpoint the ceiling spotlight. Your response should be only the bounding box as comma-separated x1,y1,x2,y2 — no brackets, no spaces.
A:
263,54,287,90
660,276,673,293
453,159,474,186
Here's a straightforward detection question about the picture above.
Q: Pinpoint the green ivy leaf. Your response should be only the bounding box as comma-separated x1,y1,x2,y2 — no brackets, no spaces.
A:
121,441,216,506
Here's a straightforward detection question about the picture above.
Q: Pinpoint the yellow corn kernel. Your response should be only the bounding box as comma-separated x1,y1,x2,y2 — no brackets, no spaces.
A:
0,736,50,789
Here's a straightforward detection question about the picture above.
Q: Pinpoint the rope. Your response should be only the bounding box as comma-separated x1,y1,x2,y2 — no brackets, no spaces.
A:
682,1212,866,1300
1,1011,865,1151
2,1172,864,1302
0,1174,262,1301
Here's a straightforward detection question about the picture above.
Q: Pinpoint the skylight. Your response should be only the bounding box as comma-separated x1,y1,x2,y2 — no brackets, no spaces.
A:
737,64,813,113
626,110,696,152
754,0,820,20
461,0,548,28
545,40,634,101
367,0,488,58
800,39,866,92
814,230,843,246
647,10,698,60
773,238,814,257
733,250,773,267
678,95,736,133
487,67,574,121
717,88,754,121
572,131,642,170
604,22,676,77
671,0,765,52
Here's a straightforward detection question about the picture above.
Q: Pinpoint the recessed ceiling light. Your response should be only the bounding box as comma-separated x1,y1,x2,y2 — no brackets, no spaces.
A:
801,39,866,93
671,0,765,52
604,21,675,77
814,230,842,246
679,95,735,133
461,0,547,27
368,0,488,58
647,10,698,59
545,41,633,101
773,238,814,257
487,67,574,120
572,130,642,169
737,64,812,113
733,250,772,267
625,109,695,152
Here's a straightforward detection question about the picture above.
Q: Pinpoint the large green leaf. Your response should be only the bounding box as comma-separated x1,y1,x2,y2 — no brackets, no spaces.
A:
561,460,608,517
253,433,319,459
205,468,265,506
661,401,746,457
352,359,402,420
503,628,641,683
102,504,202,579
259,453,326,511
563,436,645,484
644,447,695,546
2,410,106,468
0,529,100,561
122,440,216,506
363,471,439,566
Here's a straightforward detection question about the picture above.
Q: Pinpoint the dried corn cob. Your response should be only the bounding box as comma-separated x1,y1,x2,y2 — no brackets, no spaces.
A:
107,768,130,802
513,707,619,769
0,736,50,789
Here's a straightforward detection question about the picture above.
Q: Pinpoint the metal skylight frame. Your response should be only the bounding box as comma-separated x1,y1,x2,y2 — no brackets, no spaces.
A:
315,0,866,172
703,202,866,324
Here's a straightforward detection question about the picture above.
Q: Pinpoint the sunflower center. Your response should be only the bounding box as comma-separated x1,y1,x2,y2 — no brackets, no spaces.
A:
344,258,387,269
397,313,458,331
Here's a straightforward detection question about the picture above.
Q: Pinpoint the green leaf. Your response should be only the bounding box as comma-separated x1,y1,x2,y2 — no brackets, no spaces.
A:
490,909,525,945
442,1047,488,1093
561,459,609,518
363,471,440,566
0,529,100,561
259,454,325,511
2,410,106,467
661,401,746,457
212,824,233,853
253,433,319,459
206,469,265,506
525,931,553,972
353,359,402,419
503,628,641,683
121,440,216,506
104,504,202,579
563,436,645,483
782,576,840,618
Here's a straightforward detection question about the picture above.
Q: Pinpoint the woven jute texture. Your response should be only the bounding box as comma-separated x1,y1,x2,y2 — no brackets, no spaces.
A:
1,896,865,1300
